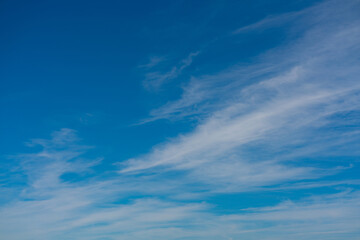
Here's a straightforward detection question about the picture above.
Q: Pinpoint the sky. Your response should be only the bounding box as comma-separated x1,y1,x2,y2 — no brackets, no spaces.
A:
1,0,360,239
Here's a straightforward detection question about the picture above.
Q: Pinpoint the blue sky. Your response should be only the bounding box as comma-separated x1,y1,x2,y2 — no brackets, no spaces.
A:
1,0,360,239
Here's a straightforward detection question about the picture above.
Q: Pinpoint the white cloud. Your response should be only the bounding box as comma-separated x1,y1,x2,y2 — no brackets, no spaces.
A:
120,0,360,195
145,0,360,123
142,51,200,90
1,1,360,239
138,56,166,69
1,127,359,239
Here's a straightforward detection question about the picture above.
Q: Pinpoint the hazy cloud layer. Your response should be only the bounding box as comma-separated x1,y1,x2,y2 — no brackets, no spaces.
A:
0,129,359,240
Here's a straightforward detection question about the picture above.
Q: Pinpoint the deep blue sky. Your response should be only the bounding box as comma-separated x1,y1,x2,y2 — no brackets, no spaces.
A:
1,0,360,239
1,0,319,156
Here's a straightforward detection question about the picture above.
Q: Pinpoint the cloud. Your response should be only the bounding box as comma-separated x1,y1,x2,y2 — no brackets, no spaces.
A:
0,129,208,239
142,51,200,90
145,1,360,123
1,127,359,239
1,1,360,239
138,56,166,69
220,190,360,240
232,10,303,35
120,0,360,194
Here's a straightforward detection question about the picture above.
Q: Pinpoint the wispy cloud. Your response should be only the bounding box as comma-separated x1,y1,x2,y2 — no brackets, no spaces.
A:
2,0,360,239
120,0,360,194
0,129,208,239
138,56,166,69
1,126,359,239
232,10,303,35
232,0,360,35
145,0,360,123
220,190,360,239
142,51,200,90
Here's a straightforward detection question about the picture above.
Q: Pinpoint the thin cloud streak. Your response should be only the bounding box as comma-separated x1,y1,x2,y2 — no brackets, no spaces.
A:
142,51,200,90
138,56,166,69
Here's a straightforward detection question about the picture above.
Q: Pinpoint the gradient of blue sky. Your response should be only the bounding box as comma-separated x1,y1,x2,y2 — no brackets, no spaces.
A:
1,0,360,239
